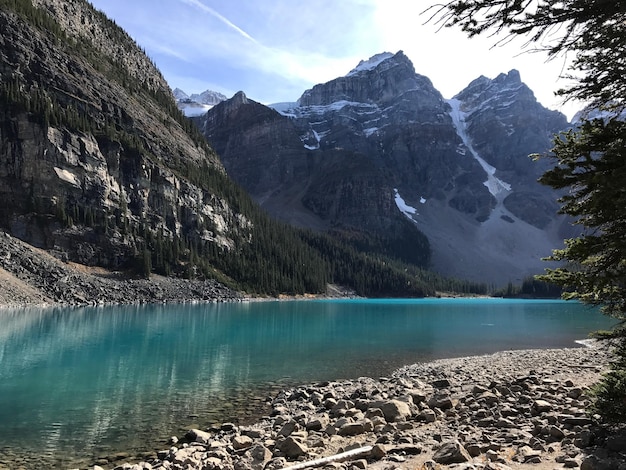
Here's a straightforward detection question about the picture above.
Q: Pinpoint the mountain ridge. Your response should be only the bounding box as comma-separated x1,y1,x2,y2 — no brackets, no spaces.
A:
197,51,572,286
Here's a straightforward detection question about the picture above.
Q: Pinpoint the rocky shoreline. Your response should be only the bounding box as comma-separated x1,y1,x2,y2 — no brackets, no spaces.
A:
97,343,626,470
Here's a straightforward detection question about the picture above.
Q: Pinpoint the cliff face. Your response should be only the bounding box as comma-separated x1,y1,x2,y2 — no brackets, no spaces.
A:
289,51,493,223
0,1,249,269
452,70,569,229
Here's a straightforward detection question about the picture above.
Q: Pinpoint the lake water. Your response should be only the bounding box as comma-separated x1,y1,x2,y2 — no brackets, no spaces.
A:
0,298,615,468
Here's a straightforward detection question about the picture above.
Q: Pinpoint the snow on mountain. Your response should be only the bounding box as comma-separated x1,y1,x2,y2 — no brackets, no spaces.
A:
269,102,299,115
190,90,227,105
448,98,512,198
394,189,420,219
347,52,394,76
173,87,189,101
197,52,572,286
174,88,227,117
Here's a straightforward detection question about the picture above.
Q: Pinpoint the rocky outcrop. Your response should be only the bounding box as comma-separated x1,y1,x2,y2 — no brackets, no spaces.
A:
200,92,313,206
198,90,431,267
32,0,170,93
286,51,491,223
453,70,569,227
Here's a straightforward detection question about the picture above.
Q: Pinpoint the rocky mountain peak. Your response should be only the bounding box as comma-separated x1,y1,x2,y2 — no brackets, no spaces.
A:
346,51,398,76
215,91,251,118
297,50,433,107
454,69,533,111
189,89,228,105
173,88,190,101
174,88,227,117
495,69,522,85
230,90,249,105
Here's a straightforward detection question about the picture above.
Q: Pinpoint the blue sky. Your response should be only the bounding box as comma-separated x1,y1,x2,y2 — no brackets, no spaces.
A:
89,0,579,119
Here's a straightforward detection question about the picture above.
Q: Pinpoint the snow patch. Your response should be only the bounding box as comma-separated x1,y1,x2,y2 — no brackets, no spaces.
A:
302,129,321,150
448,99,512,197
363,127,379,137
279,101,380,120
347,52,394,76
394,189,418,219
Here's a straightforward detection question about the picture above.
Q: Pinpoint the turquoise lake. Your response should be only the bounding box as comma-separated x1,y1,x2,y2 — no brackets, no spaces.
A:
0,298,615,468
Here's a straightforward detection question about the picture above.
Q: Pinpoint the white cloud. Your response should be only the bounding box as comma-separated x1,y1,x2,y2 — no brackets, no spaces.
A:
177,0,257,43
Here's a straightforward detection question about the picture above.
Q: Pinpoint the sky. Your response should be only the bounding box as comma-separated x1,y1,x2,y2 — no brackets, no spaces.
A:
88,0,581,120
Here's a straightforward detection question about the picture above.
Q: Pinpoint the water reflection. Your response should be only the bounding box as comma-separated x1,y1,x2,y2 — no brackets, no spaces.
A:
0,299,614,466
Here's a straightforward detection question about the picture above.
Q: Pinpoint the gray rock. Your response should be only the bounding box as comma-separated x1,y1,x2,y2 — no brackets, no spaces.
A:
368,444,387,461
432,440,471,464
371,400,412,422
277,436,308,459
514,445,542,463
249,444,273,470
431,379,450,388
306,415,329,431
232,435,254,450
186,428,212,445
427,392,453,410
278,420,299,437
418,409,437,423
533,399,553,413
338,422,368,436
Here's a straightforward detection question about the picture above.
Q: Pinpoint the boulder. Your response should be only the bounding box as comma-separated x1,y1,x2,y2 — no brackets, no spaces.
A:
306,415,329,431
278,420,299,437
432,441,471,464
249,444,273,470
374,399,412,422
533,399,553,413
278,436,308,459
186,428,212,445
232,435,254,450
427,392,453,410
338,422,368,436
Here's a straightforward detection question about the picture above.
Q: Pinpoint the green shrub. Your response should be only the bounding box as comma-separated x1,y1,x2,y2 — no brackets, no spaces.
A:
590,340,626,423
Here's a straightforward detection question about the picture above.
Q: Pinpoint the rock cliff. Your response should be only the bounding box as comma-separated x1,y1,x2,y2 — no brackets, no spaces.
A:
198,88,431,268
0,0,249,272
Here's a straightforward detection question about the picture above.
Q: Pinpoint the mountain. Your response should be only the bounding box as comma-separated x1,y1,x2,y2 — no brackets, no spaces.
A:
174,87,227,117
197,89,431,268
0,0,241,271
196,51,572,285
0,2,455,298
